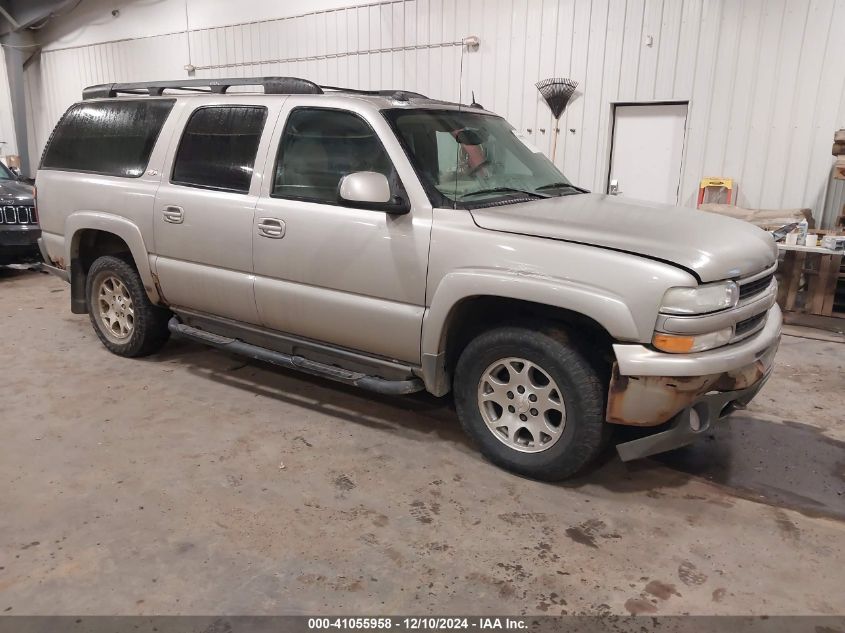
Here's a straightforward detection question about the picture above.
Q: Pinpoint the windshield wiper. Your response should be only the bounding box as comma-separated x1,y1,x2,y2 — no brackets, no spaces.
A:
458,186,550,200
535,182,589,194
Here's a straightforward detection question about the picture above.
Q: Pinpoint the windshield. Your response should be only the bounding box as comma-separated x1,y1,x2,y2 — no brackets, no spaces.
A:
0,161,15,181
383,108,584,208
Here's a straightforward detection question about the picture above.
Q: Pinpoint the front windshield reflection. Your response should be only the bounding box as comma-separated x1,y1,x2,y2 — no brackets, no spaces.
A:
384,108,585,208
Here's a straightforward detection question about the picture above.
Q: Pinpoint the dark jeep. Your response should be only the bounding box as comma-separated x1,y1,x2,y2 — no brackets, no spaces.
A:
0,162,39,265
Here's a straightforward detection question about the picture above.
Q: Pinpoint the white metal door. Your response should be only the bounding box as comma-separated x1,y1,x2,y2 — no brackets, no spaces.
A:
608,103,688,205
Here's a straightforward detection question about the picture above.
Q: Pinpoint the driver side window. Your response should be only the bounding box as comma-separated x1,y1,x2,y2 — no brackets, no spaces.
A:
273,108,394,204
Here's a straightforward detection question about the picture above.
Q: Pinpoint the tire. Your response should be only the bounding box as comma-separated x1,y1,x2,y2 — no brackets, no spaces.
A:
85,255,170,357
453,325,608,481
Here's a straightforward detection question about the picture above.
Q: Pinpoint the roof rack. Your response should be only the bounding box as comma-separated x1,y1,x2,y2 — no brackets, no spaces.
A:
83,76,429,102
319,85,428,101
82,76,324,100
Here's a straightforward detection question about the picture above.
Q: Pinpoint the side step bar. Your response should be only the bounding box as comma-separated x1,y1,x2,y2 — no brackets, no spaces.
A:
167,317,425,396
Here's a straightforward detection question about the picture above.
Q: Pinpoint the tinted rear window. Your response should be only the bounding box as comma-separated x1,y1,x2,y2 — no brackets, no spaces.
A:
171,106,267,193
41,99,174,177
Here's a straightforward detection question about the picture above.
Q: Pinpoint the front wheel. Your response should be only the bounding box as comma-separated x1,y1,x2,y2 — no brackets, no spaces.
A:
86,255,171,357
453,325,608,481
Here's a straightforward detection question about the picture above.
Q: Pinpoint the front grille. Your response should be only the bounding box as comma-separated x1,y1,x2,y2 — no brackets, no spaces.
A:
735,313,766,337
738,273,773,301
1,205,37,225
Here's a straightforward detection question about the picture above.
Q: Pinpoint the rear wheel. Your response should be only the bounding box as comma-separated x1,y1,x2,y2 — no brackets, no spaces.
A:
454,325,607,481
86,255,170,357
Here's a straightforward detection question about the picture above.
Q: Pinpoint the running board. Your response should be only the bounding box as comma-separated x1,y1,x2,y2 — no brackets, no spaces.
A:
167,317,425,396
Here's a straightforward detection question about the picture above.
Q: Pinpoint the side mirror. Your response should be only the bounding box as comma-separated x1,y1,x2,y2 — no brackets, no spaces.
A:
338,171,410,215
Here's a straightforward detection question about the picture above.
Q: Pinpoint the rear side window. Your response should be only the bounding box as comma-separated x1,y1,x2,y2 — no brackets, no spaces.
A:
171,106,267,194
41,99,174,177
273,108,393,203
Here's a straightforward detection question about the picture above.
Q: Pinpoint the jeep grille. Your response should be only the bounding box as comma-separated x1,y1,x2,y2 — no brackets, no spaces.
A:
1,205,38,225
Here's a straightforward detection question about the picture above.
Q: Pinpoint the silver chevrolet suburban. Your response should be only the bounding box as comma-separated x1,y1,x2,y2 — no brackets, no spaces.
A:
36,77,781,480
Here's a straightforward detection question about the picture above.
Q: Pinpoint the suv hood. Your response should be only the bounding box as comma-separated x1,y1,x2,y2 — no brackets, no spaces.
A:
469,193,777,282
0,179,34,203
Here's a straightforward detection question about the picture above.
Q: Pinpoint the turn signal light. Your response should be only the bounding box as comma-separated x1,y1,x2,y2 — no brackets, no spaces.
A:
652,327,733,353
653,333,695,353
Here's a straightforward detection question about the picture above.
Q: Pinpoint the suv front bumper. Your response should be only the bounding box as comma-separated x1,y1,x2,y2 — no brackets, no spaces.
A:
607,303,782,460
0,226,42,265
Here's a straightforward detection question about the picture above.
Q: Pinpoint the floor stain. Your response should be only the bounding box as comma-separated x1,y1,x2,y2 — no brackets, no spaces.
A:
536,592,566,613
564,519,607,549
409,500,436,524
498,512,547,526
333,474,356,492
773,509,801,541
347,506,389,528
678,560,708,586
533,542,560,562
624,597,658,615
495,562,531,583
644,579,681,600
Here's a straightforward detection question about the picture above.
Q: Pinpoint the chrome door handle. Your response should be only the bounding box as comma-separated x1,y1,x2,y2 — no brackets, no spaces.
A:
162,205,184,224
257,217,286,239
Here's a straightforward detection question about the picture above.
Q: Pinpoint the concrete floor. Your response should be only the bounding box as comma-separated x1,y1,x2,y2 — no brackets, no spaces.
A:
1,268,843,616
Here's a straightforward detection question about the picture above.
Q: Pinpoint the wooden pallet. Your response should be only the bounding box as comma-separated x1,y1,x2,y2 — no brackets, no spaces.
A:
833,255,845,317
777,247,844,317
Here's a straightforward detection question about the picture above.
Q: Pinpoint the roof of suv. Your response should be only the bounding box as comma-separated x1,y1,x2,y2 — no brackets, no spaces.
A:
81,75,494,114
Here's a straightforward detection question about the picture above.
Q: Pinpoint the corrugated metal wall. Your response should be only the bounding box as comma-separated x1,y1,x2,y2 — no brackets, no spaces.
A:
0,48,19,160
23,0,845,221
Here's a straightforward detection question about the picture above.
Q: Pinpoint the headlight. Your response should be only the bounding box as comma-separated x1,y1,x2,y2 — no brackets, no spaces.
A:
653,328,733,353
660,281,738,315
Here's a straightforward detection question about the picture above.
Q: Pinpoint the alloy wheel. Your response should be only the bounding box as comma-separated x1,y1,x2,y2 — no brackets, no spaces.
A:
477,357,567,453
97,275,135,340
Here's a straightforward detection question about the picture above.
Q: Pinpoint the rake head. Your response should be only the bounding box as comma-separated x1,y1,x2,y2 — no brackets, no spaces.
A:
535,78,578,120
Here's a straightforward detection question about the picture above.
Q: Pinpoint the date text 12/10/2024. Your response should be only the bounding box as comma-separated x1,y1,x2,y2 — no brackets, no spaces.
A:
308,617,528,630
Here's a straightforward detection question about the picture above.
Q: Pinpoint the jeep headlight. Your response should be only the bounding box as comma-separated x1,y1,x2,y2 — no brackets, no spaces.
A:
660,281,739,315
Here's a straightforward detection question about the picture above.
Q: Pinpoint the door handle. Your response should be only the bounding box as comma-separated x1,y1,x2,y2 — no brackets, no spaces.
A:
162,205,184,224
257,217,286,239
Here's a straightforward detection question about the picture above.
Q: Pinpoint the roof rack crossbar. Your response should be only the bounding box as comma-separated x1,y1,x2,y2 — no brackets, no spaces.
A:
83,76,324,100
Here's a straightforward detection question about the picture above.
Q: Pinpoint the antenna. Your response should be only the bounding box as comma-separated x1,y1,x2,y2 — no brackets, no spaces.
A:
536,78,578,162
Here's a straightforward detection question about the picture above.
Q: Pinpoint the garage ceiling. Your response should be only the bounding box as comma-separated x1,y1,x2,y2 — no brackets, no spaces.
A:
0,0,75,34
